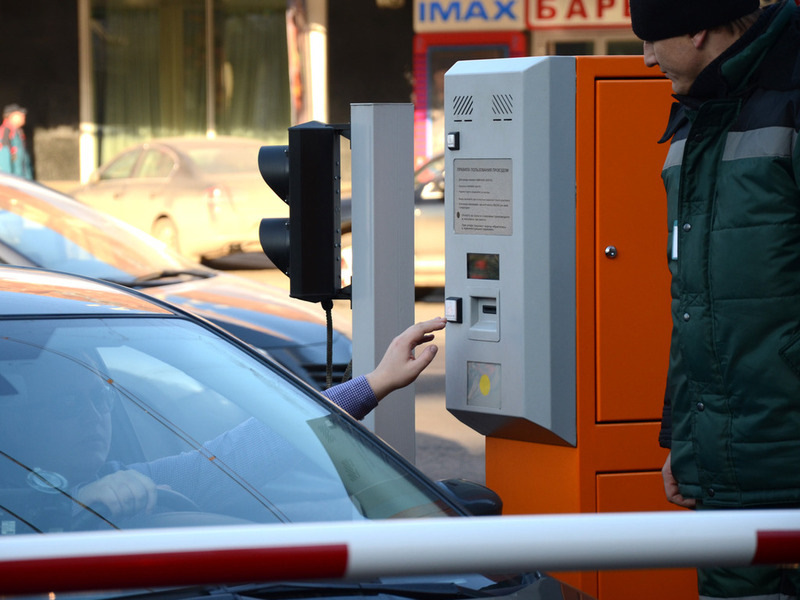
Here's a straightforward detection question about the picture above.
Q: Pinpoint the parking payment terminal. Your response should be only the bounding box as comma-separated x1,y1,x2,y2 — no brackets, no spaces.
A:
444,57,577,446
442,56,693,598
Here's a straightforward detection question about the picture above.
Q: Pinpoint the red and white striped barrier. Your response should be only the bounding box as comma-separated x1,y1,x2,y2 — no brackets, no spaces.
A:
0,510,797,595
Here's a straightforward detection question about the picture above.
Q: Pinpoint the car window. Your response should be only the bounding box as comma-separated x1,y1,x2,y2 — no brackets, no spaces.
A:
0,184,197,280
99,149,141,180
0,316,455,534
0,208,116,275
138,149,175,179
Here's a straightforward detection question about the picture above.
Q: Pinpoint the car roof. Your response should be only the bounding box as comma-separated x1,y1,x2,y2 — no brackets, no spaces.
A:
0,265,174,317
143,136,264,152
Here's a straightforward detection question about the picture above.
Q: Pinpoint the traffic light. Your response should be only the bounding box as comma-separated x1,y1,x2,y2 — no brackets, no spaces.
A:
258,121,350,304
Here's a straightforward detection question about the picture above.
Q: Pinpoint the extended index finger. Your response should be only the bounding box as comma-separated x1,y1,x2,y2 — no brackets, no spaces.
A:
413,316,446,336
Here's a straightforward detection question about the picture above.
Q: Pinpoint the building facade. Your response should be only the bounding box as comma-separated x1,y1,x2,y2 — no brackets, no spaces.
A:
1,0,333,184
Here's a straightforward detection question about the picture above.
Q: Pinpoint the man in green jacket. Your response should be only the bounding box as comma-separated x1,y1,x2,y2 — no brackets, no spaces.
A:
630,0,800,597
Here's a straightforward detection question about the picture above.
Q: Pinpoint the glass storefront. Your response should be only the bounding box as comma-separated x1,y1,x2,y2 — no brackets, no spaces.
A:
91,0,291,163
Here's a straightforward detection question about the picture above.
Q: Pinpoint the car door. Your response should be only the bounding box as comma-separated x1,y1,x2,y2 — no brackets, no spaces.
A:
134,147,178,231
75,148,141,220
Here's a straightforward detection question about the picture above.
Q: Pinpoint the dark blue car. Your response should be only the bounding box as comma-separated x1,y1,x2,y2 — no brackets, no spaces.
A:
0,264,593,600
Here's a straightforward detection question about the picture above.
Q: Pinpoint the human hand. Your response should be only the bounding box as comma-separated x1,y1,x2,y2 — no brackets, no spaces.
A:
365,316,446,401
76,469,158,517
662,452,696,509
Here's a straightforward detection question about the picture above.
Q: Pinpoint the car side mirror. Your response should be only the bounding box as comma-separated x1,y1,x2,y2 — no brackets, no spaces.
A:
436,478,503,516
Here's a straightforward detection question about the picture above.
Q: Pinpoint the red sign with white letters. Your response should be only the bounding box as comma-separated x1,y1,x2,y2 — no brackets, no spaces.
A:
527,0,631,29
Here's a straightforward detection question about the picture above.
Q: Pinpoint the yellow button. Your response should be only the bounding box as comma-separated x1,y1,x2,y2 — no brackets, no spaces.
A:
479,374,491,396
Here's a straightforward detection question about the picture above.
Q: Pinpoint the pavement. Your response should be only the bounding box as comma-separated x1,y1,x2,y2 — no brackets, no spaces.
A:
221,260,486,485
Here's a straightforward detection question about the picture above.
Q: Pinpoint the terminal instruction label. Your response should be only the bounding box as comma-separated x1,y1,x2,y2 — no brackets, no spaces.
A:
453,158,512,235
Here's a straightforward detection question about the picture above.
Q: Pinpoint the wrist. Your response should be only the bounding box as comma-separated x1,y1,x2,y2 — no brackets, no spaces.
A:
364,371,390,402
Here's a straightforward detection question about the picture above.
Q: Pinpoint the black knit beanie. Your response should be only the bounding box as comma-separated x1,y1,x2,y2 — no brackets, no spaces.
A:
630,0,759,41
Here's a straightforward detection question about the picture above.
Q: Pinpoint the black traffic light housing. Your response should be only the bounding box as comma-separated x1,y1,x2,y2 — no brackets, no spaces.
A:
259,121,350,304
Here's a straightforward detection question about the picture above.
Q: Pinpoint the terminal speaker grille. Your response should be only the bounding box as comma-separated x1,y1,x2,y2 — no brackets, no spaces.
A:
491,94,513,121
452,95,473,121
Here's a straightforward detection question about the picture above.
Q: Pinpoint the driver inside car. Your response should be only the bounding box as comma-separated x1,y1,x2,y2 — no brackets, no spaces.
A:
0,317,445,523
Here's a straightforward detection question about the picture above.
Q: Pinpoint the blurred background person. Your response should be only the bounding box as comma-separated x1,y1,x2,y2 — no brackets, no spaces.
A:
0,104,32,179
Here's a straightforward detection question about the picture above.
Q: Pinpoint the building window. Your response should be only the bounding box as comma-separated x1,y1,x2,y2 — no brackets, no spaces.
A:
91,0,290,164
607,40,643,55
216,2,291,140
553,41,593,55
531,31,642,57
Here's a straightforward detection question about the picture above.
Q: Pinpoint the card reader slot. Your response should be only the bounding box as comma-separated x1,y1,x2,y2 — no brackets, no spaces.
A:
468,293,500,342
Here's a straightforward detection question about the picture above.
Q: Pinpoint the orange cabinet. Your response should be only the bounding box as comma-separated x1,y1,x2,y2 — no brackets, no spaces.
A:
485,57,696,599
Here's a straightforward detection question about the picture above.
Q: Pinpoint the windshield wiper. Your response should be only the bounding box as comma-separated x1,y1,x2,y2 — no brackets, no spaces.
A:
105,269,215,288
93,574,545,600
223,581,505,600
222,572,546,600
107,582,489,600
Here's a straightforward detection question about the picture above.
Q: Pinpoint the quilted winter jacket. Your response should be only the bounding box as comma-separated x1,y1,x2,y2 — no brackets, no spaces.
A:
658,0,800,507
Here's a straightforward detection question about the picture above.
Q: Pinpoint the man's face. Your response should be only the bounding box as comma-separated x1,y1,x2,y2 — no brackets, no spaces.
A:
643,36,707,95
0,366,114,484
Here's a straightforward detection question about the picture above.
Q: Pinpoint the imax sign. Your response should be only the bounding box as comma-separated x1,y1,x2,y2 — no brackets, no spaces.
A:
414,0,525,32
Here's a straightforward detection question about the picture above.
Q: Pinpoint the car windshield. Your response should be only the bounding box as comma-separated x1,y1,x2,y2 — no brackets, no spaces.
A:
0,181,199,282
0,316,455,534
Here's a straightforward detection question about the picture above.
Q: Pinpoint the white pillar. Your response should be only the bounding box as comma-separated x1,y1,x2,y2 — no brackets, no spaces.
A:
305,0,328,123
350,103,415,460
77,0,97,183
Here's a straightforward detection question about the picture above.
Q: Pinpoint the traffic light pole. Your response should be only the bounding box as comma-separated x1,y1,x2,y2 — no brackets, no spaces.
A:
350,103,416,461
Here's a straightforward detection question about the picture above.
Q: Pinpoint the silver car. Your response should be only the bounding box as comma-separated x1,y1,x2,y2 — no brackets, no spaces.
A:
72,137,281,260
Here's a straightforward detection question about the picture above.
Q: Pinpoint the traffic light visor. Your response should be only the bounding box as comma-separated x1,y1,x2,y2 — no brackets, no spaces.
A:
259,217,290,274
258,145,290,201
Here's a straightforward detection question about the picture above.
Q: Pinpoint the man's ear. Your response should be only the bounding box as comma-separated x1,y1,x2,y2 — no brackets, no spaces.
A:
690,29,709,48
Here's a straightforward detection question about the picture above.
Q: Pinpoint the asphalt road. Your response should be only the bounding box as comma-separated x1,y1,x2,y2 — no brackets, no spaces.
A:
221,261,486,485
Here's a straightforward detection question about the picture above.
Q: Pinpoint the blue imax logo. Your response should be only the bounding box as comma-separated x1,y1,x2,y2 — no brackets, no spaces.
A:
418,0,518,22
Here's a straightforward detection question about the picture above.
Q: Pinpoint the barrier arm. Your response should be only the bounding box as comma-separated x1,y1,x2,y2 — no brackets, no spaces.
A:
0,510,798,596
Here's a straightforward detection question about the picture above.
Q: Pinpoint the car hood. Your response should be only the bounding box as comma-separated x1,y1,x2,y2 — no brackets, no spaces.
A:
142,272,349,352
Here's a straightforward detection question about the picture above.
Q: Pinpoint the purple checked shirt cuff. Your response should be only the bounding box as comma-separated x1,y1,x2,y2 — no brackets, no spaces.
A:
322,375,378,421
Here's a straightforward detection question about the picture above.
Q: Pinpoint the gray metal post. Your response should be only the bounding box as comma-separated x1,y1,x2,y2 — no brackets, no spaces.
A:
350,103,415,461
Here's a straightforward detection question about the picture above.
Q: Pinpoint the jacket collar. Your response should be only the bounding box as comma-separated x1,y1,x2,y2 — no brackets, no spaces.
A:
658,0,797,141
680,1,786,105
